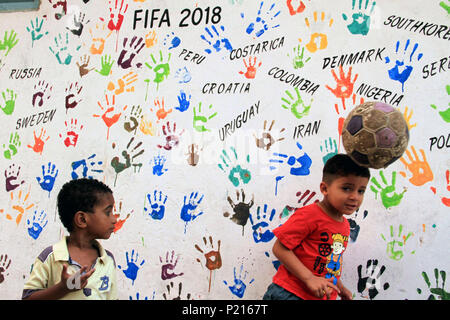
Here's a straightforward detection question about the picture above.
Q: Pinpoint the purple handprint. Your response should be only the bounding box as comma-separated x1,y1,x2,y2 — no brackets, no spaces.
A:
117,36,145,69
4,164,25,192
160,250,184,280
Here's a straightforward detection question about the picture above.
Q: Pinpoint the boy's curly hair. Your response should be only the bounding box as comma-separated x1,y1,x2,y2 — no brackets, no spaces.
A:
322,154,370,183
57,178,113,232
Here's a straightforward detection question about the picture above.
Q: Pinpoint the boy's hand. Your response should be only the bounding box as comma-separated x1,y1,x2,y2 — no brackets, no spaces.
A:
60,264,95,293
305,275,340,299
338,286,353,300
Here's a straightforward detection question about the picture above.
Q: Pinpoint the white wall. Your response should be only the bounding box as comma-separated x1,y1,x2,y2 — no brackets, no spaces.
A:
0,0,448,300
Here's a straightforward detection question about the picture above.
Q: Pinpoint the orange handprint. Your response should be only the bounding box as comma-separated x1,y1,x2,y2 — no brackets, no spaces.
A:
145,30,157,48
107,71,138,95
326,65,359,114
27,128,50,155
93,94,127,140
113,200,132,233
89,23,112,55
6,188,34,225
238,56,262,79
152,97,172,122
399,146,433,186
139,114,157,136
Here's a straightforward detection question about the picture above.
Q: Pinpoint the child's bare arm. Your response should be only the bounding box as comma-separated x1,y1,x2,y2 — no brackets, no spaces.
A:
272,239,340,299
336,278,353,300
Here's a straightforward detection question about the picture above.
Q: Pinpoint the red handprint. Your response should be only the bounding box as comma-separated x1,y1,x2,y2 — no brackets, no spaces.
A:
325,65,358,114
27,128,50,155
93,94,127,140
286,0,307,15
59,118,83,147
107,0,128,32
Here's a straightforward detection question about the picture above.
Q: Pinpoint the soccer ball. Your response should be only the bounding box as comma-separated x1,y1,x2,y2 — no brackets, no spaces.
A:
342,101,409,169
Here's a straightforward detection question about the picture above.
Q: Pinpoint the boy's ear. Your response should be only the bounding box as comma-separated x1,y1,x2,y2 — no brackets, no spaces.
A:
319,181,328,195
73,211,88,229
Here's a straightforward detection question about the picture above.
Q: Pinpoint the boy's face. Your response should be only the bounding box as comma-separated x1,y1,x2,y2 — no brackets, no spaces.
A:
320,174,369,216
86,192,117,239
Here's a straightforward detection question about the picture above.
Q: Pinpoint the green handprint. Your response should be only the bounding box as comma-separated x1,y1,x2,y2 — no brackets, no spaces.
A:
320,137,338,164
370,170,406,209
145,50,171,90
0,30,19,56
439,1,450,14
218,147,251,187
49,33,80,65
193,102,217,132
342,0,376,36
96,54,115,76
3,132,21,160
289,44,311,69
26,17,48,47
430,84,450,123
418,269,449,300
381,224,413,261
1,89,17,115
281,87,312,119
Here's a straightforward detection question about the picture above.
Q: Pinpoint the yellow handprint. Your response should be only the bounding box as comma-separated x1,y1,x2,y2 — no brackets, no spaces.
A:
301,11,334,53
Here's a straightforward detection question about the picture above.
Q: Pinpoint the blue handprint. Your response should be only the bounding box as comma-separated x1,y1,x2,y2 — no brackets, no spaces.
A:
27,210,48,240
163,32,181,50
144,190,168,220
249,204,276,243
71,154,104,179
118,249,145,285
223,264,255,298
175,67,192,84
243,1,281,37
385,39,423,92
180,191,204,233
200,25,233,54
152,154,168,176
175,90,191,112
269,142,312,176
36,162,58,196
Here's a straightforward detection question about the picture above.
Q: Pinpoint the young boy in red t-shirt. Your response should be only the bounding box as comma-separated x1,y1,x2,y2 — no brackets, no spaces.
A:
263,154,370,300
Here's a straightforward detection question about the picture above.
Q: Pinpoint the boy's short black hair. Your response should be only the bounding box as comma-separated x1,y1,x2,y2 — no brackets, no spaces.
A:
322,154,370,183
57,178,113,232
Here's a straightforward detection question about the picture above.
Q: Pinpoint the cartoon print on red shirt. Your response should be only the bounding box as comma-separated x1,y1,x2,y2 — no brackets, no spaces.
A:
324,233,348,285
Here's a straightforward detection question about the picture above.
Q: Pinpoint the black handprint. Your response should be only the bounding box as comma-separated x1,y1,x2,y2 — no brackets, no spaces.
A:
162,281,191,300
223,189,254,236
357,259,390,300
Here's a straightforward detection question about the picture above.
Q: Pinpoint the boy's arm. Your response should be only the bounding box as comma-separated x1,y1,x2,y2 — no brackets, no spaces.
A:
23,264,95,300
23,280,70,300
336,278,353,300
272,239,340,299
